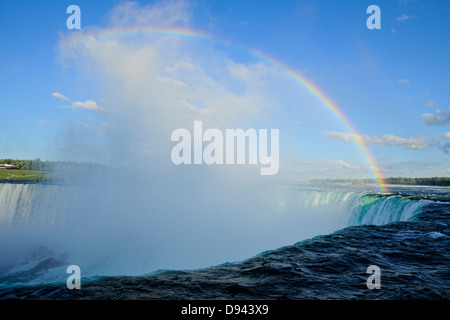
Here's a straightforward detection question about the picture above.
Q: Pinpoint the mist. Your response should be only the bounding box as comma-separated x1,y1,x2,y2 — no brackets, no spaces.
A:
0,176,360,280
0,1,364,281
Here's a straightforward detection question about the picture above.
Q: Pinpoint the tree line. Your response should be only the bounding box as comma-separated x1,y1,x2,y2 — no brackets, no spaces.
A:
0,158,106,172
311,177,450,187
1,158,49,171
383,177,450,186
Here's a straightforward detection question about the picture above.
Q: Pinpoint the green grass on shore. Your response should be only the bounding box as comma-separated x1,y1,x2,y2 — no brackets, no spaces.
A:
0,169,56,182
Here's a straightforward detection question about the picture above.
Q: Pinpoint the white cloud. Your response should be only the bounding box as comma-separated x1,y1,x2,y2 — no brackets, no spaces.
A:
53,121,69,129
328,160,360,170
397,13,416,22
282,159,368,180
426,100,435,108
60,8,274,128
376,134,428,149
53,95,105,112
447,168,450,173
400,0,419,5
432,132,450,154
57,0,280,164
398,79,410,85
433,132,450,141
422,107,450,126
322,131,428,150
52,92,70,101
322,131,359,143
38,120,48,128
107,0,191,28
72,100,106,113
77,122,90,130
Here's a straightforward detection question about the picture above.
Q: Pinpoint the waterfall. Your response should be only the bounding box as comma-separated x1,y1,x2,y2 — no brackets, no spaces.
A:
0,182,429,278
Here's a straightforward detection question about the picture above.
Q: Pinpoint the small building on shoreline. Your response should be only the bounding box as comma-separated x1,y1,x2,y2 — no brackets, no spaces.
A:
0,164,18,170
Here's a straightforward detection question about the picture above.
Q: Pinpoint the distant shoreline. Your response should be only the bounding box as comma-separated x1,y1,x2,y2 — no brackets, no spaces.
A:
1,170,449,187
308,177,450,187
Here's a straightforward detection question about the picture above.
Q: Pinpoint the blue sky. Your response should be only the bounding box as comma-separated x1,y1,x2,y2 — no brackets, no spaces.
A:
0,0,449,179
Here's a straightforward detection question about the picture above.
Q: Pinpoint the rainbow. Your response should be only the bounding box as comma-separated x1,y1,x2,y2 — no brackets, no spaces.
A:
249,50,389,193
60,26,388,193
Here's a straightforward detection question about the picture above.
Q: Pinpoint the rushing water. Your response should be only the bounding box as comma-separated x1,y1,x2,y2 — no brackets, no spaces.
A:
0,182,448,299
